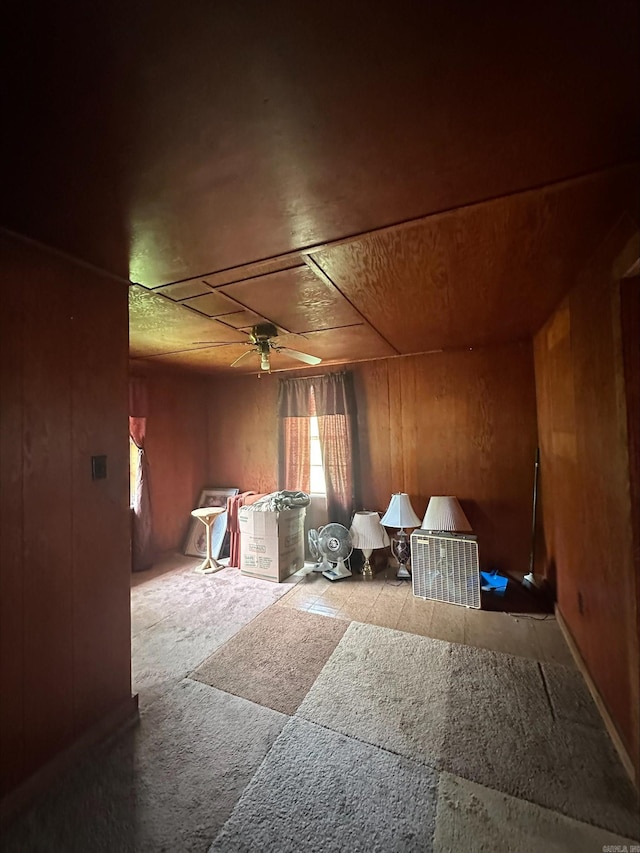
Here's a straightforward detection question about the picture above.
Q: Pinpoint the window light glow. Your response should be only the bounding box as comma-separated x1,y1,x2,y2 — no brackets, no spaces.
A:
309,416,326,494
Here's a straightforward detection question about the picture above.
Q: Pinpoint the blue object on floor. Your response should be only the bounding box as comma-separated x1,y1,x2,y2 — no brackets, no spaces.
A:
480,570,508,596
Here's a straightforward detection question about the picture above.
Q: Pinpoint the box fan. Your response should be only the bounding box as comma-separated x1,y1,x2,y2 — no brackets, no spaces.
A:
410,530,480,608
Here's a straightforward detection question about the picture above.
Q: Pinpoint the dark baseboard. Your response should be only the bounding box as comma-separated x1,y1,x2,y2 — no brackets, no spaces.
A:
0,694,139,827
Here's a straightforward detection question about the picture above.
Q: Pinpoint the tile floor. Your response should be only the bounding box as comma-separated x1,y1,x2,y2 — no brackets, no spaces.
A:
278,564,575,667
133,555,573,667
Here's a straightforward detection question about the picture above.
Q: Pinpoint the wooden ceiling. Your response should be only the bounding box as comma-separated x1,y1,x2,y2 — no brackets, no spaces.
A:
3,1,639,374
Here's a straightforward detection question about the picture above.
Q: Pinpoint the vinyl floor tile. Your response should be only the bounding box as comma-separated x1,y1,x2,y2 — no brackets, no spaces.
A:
367,598,405,629
399,613,435,638
306,604,344,618
429,602,465,644
531,617,576,666
337,602,373,622
284,588,322,608
463,609,538,660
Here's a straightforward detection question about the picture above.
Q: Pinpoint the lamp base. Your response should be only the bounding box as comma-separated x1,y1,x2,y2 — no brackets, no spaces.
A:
361,549,374,580
396,563,411,580
391,531,412,580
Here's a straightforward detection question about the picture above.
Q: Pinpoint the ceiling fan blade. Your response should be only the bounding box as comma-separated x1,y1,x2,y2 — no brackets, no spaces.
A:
192,340,250,347
277,347,322,365
230,349,256,367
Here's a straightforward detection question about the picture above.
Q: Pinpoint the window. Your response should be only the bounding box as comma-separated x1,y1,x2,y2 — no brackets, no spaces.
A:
279,373,357,525
129,438,139,505
309,416,326,495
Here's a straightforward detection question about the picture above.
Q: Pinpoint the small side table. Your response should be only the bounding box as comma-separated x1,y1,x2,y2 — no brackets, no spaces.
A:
191,506,226,575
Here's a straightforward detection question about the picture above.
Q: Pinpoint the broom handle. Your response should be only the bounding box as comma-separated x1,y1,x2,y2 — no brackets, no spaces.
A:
529,447,540,575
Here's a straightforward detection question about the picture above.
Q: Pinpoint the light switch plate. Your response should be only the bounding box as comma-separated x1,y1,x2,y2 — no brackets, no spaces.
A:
91,455,107,480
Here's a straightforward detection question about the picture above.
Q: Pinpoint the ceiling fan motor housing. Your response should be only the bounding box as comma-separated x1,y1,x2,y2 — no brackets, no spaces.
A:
226,322,320,370
251,322,279,342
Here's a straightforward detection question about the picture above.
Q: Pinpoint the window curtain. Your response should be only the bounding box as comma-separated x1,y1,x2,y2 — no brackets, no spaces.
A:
278,377,312,494
278,372,360,527
281,417,311,493
129,376,154,572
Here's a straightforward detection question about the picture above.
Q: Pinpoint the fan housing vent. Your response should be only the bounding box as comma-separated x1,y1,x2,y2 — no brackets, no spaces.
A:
410,530,480,608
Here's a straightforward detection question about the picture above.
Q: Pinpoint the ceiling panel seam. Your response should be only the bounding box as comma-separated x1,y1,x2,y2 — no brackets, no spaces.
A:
303,254,401,356
135,162,638,292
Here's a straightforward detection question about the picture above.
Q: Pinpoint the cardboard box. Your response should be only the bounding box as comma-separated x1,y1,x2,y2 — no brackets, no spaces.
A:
239,506,306,582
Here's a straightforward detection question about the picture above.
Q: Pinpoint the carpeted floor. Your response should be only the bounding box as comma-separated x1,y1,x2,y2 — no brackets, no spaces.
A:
432,773,638,853
131,561,297,708
296,622,639,838
210,717,440,853
192,606,349,714
1,558,638,852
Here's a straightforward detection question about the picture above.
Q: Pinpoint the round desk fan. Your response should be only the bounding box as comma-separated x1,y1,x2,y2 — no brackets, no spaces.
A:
308,528,323,572
317,523,353,582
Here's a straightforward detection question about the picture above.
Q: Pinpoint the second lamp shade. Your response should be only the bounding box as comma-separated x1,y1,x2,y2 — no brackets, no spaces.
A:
422,496,472,532
380,493,421,530
350,511,390,550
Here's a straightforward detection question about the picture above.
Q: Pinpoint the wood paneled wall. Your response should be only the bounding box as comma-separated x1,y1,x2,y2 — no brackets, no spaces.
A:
207,374,280,494
136,369,213,554
207,340,538,576
0,232,132,798
534,235,640,777
357,344,539,574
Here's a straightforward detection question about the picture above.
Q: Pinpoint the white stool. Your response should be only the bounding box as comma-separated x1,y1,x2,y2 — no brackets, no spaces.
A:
191,506,226,575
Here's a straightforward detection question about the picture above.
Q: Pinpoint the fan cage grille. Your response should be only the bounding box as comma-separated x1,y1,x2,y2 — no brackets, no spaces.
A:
411,532,480,609
318,524,352,561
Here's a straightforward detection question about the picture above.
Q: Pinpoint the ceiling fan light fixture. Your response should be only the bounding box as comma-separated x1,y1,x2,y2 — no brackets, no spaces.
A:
210,321,320,372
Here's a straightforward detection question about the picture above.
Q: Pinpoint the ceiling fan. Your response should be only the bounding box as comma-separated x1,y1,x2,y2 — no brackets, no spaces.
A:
196,322,322,372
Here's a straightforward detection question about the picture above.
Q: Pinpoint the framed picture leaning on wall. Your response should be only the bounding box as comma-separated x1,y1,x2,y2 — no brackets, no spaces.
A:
184,487,239,559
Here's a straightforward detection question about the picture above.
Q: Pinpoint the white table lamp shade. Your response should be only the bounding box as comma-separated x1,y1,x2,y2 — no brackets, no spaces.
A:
380,493,421,530
349,512,390,550
422,496,472,532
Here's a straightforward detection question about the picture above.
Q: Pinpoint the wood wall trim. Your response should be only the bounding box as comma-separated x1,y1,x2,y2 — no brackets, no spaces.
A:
555,606,636,788
269,341,524,374
0,227,130,287
0,695,139,827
